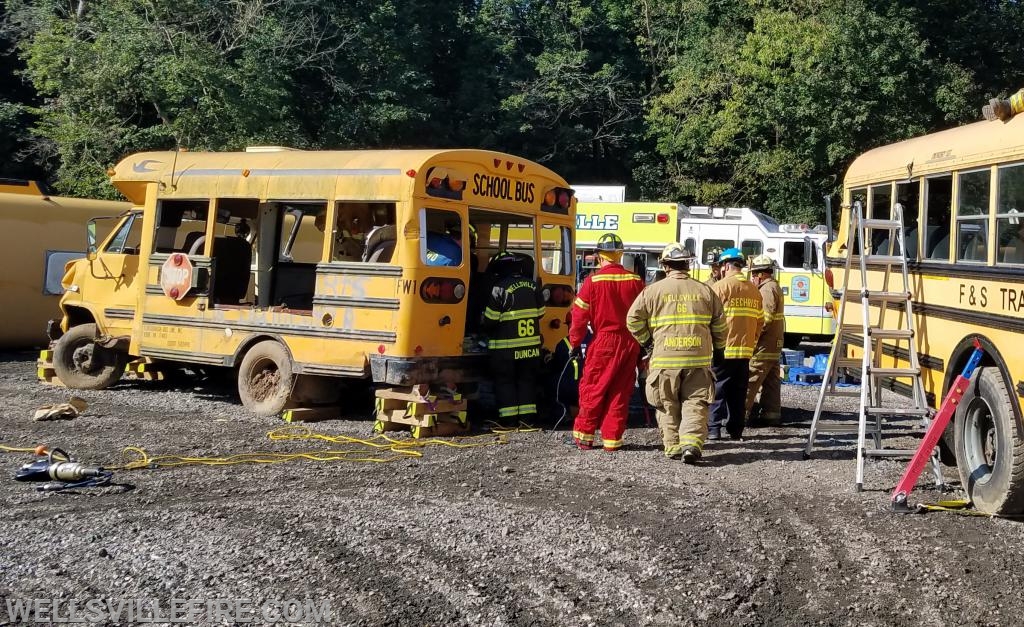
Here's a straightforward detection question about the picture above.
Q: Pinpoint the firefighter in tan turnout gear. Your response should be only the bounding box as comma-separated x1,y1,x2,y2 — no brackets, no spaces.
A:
627,244,726,463
707,248,763,440
745,254,785,425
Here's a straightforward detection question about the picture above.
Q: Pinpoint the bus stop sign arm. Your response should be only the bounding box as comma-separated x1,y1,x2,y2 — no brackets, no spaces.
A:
891,339,984,513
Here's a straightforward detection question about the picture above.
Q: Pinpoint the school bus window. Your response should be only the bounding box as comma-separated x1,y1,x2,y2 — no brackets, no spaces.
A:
741,239,762,258
105,212,144,254
996,163,1024,264
684,238,696,256
154,200,209,254
869,184,892,253
896,181,922,259
540,224,573,275
847,187,867,254
782,240,817,269
702,239,733,260
205,198,260,307
924,175,953,260
420,208,463,267
956,169,990,263
279,203,328,264
329,201,396,262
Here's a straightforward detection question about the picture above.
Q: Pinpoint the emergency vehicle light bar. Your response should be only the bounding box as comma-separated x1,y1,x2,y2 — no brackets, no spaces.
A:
678,205,747,219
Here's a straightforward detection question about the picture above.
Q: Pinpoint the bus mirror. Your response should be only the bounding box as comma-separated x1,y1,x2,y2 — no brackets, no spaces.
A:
802,237,813,270
86,220,98,261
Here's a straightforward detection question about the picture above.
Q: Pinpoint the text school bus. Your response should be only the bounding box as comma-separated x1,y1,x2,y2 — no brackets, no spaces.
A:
831,104,1024,514
574,201,834,342
50,148,576,415
0,179,127,349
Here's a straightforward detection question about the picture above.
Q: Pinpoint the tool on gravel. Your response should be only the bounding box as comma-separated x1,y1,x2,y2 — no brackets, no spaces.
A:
891,341,983,513
806,201,942,491
14,446,113,491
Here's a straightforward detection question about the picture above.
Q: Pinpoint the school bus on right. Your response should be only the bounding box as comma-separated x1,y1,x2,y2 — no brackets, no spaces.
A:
830,103,1024,514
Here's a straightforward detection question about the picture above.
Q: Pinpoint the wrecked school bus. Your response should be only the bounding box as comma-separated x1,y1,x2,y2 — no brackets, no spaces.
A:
49,148,577,418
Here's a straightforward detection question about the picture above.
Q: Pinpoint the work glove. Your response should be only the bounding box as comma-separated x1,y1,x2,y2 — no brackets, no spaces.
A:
713,348,725,367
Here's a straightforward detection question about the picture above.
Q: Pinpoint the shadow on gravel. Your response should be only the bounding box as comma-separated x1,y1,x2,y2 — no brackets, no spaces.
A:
0,350,37,363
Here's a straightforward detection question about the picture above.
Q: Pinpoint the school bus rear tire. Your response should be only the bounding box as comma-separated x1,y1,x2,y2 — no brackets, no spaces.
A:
238,341,294,417
52,323,126,390
953,367,1024,515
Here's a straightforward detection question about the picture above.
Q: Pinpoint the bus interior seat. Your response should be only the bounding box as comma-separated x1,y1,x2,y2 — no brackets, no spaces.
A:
363,225,396,263
927,231,950,260
211,236,253,304
182,231,205,255
154,227,177,253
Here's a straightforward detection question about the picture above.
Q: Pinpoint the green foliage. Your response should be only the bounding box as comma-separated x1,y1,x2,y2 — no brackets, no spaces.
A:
0,0,1022,218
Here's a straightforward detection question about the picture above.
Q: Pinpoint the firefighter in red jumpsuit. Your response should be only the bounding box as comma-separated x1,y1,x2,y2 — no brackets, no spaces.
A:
569,233,645,452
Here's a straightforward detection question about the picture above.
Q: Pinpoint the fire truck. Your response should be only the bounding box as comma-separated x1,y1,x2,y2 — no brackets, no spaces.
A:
575,199,834,342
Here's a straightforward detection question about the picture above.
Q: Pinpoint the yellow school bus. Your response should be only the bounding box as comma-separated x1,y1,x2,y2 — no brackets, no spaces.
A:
832,109,1024,513
0,179,127,348
51,148,576,415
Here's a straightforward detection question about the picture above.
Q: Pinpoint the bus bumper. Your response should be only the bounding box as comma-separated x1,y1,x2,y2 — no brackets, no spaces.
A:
370,354,490,387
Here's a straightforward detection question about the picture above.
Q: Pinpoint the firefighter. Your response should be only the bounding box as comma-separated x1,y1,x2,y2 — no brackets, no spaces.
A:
746,254,785,426
627,243,726,462
704,247,724,287
481,252,545,423
569,233,645,452
707,248,763,441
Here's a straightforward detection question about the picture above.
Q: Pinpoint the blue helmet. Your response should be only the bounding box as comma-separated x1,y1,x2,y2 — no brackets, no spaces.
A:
719,247,745,266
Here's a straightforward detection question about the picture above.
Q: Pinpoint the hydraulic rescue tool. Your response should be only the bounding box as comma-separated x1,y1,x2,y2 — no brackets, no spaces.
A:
14,446,112,491
891,340,984,513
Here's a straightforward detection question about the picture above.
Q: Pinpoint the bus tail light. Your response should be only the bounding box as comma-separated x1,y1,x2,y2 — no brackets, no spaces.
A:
420,278,465,304
656,213,670,223
824,268,834,290
542,187,575,214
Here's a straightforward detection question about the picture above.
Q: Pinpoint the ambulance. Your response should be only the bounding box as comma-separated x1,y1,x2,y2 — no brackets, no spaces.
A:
574,200,835,342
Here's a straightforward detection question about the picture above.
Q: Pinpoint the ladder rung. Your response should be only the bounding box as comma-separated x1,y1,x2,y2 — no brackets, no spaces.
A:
863,448,918,458
867,329,913,340
864,407,932,417
859,219,902,231
834,358,862,369
869,367,920,377
825,390,862,398
814,423,861,434
862,254,905,265
863,291,910,301
838,324,861,335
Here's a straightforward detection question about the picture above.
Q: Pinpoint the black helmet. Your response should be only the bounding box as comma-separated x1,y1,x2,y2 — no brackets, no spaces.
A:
595,233,624,252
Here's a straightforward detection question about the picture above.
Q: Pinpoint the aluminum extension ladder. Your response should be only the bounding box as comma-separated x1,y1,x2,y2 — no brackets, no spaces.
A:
806,201,943,491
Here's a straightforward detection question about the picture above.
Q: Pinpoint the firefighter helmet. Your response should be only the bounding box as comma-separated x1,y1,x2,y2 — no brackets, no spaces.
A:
595,233,625,252
718,247,745,266
749,254,776,272
660,242,696,263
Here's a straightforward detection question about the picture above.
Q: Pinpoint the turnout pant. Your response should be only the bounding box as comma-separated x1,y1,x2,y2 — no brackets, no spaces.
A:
645,367,714,457
746,358,782,423
709,358,751,438
491,355,540,422
573,332,639,450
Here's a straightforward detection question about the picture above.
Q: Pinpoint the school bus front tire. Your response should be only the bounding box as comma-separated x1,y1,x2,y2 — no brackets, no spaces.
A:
954,367,1024,515
237,340,294,417
52,323,126,390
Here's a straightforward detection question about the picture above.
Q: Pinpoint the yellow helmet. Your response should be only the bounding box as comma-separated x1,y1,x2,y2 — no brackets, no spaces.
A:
749,254,776,272
660,242,696,263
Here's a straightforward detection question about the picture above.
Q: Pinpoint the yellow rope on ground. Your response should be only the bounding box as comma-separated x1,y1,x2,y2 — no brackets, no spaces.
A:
0,445,39,454
0,424,526,472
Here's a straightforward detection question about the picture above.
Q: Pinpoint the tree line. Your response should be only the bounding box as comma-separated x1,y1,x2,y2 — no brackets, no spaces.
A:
1,0,1022,223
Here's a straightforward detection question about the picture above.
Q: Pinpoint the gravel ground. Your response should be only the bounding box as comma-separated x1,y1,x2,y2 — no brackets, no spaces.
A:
1,346,1024,626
